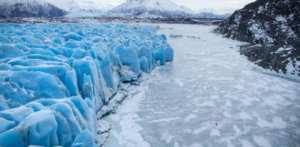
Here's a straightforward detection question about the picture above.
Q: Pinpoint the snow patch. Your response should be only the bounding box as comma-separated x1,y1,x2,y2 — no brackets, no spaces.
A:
253,135,272,147
210,129,221,137
184,114,197,121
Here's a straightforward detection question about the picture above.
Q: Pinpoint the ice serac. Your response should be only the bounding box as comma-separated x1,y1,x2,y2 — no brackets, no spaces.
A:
115,45,141,81
215,0,300,78
0,110,58,147
0,23,174,146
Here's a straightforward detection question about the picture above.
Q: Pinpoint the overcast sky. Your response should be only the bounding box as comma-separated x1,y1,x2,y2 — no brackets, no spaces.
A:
100,0,256,14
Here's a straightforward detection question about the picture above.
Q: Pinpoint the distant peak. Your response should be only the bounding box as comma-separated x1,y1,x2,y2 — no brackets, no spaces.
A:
110,0,194,18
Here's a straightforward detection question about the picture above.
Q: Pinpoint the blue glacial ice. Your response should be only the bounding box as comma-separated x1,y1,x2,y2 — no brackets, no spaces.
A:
169,34,183,38
0,23,174,147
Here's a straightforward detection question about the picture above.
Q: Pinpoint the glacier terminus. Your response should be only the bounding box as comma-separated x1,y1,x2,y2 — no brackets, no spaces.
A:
0,23,174,147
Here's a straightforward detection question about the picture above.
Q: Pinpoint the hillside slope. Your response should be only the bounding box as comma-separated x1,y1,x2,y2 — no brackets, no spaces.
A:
215,0,300,77
0,0,67,18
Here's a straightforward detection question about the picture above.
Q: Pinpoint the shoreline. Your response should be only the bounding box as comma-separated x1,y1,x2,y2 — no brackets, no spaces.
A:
0,17,223,25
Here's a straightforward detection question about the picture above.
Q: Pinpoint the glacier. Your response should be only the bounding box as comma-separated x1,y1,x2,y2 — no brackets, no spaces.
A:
0,23,174,147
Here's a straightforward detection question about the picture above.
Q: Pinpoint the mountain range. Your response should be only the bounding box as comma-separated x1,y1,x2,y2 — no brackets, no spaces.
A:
0,0,231,19
108,0,230,18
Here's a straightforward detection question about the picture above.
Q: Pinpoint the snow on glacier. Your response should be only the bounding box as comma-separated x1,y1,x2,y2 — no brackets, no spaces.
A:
103,24,300,147
0,23,174,146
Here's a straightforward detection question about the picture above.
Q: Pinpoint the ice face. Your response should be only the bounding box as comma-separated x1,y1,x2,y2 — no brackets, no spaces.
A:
0,23,174,146
0,110,59,147
103,24,300,147
114,45,141,82
0,118,15,134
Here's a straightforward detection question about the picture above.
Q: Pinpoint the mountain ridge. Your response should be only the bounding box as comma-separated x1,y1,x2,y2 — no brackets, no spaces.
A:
0,0,231,19
109,0,194,18
0,0,67,18
108,0,230,19
43,0,114,12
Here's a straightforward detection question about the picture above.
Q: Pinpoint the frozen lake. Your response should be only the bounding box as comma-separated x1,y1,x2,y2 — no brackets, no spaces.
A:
103,24,300,147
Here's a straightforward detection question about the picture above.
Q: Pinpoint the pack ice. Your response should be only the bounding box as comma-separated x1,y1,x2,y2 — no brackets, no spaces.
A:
0,23,174,147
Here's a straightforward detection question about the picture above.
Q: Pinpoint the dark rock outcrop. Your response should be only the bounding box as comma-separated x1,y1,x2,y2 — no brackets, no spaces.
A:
215,0,300,77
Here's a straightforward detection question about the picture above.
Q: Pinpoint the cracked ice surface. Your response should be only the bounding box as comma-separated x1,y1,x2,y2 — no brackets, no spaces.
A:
104,24,300,147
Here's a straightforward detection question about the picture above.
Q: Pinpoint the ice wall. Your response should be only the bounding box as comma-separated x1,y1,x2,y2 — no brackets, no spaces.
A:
0,23,174,147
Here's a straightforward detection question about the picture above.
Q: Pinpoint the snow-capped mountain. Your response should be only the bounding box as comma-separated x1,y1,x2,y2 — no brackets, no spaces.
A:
66,0,113,12
43,0,114,12
215,0,300,77
0,0,67,18
109,0,195,18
